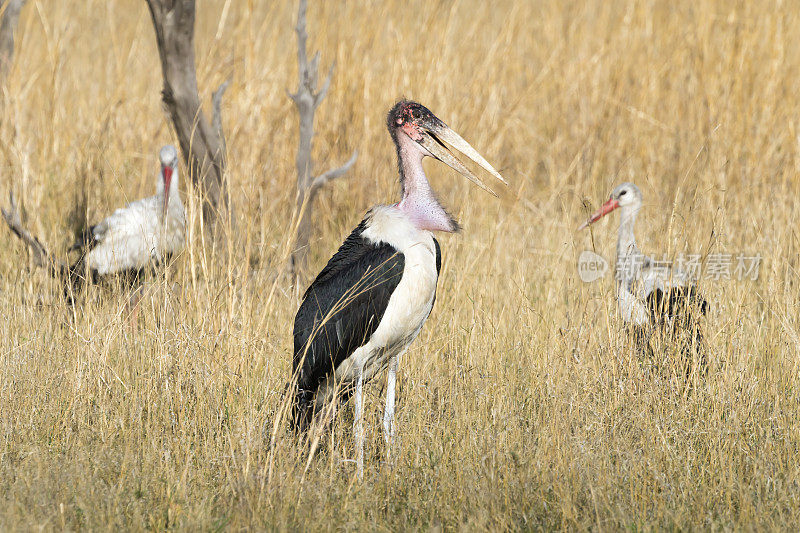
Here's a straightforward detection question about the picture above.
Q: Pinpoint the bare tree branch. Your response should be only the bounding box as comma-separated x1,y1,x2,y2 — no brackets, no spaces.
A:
0,0,25,83
1,192,67,276
314,63,333,109
145,0,230,236
309,150,358,195
307,52,319,91
294,0,309,84
289,0,357,282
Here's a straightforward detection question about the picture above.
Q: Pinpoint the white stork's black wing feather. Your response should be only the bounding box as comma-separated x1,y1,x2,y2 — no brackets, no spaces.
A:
292,218,406,425
69,224,100,253
637,259,709,324
646,285,709,323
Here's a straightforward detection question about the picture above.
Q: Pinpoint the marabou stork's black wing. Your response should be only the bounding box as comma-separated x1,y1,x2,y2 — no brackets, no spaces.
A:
292,218,406,405
434,237,441,274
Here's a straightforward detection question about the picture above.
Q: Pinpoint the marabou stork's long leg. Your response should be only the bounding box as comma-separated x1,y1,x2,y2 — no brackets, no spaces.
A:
383,356,398,451
353,367,365,479
383,346,407,460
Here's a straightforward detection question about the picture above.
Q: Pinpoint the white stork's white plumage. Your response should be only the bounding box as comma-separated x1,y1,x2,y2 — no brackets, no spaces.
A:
72,145,185,281
291,101,507,478
578,182,708,358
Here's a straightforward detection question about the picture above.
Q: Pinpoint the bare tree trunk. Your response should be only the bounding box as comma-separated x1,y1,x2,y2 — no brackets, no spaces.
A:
0,0,25,83
145,0,230,237
289,0,357,283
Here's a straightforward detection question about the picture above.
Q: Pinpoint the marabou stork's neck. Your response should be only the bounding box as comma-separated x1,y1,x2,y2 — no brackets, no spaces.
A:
393,130,459,233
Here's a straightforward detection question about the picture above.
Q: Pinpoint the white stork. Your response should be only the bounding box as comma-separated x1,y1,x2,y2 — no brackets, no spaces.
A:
578,182,708,365
70,145,185,285
291,100,506,477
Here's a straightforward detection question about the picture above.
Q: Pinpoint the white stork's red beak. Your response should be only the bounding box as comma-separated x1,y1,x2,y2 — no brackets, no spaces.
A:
161,163,173,217
578,197,620,230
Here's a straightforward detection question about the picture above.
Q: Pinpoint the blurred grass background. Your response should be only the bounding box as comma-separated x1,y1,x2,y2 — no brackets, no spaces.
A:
1,0,799,529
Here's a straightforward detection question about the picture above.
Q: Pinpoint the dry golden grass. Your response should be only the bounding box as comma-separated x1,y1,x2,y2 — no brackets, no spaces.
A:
1,0,800,529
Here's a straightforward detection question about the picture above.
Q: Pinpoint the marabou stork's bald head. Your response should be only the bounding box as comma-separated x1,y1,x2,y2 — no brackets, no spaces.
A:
386,100,507,197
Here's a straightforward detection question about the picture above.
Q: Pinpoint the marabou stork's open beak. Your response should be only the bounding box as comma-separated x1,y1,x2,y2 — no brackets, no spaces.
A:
578,197,620,230
414,115,508,197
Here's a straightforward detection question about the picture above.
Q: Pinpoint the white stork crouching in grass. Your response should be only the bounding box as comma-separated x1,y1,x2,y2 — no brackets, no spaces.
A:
290,100,507,478
70,145,185,285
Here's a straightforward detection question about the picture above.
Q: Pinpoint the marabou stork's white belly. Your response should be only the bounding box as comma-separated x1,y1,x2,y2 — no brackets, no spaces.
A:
332,206,439,387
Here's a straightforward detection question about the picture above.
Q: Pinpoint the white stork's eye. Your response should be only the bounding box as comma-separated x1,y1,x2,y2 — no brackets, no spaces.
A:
619,190,628,196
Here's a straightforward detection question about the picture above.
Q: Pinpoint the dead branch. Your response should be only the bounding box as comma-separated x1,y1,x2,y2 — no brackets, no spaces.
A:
1,192,67,276
145,0,230,236
0,0,25,83
289,0,357,282
309,150,358,196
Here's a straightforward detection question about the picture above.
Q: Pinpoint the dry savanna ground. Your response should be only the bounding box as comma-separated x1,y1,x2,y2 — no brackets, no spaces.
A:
1,0,800,530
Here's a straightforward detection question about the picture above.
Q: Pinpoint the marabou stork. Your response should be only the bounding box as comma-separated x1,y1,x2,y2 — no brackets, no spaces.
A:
69,145,185,287
291,100,506,477
578,182,708,369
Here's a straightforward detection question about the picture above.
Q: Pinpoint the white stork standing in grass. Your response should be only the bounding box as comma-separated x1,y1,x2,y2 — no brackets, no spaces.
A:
290,100,507,478
69,144,185,287
578,182,709,368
